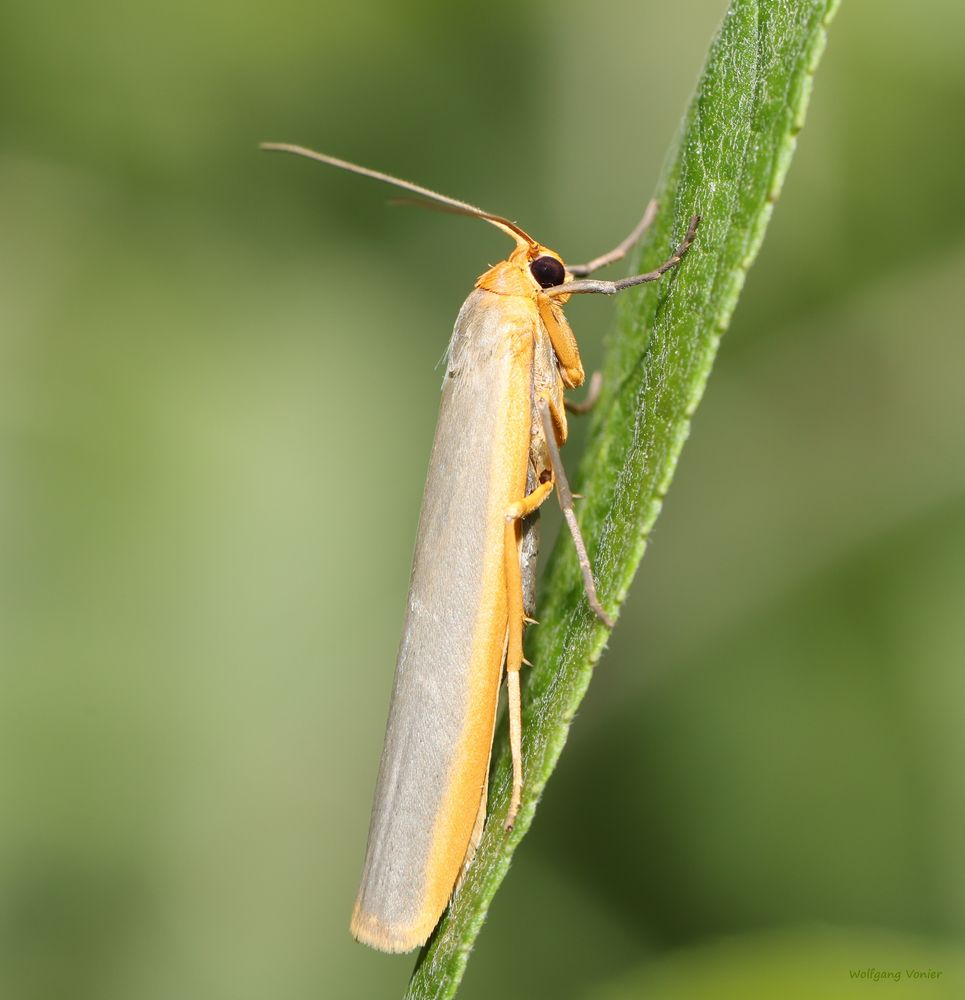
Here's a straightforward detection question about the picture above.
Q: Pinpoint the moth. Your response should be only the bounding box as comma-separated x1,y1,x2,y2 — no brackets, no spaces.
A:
262,142,698,953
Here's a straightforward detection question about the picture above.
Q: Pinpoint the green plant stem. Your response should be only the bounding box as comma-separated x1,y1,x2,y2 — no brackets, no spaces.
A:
407,1,839,996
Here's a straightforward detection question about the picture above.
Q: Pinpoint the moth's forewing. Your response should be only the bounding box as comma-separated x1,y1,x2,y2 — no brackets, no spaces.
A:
351,289,539,953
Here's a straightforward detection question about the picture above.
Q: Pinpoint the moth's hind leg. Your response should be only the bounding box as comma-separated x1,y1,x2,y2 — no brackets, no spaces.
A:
503,476,554,830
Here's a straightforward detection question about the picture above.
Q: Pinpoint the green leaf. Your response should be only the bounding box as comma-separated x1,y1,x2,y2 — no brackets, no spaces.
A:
406,1,840,996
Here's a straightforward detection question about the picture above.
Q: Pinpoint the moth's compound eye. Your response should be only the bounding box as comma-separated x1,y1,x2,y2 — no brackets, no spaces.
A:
530,255,566,289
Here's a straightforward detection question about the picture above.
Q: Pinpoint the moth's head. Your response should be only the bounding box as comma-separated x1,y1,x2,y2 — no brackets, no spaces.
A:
526,247,567,292
476,240,570,298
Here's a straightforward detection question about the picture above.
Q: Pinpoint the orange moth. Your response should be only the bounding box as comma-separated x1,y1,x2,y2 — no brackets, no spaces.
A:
261,142,698,953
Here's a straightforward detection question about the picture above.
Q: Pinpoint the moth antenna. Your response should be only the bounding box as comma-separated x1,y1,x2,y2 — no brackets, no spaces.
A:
386,196,531,237
260,142,535,248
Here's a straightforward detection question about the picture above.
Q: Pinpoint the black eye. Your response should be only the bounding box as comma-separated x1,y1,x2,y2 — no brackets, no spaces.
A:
530,255,565,289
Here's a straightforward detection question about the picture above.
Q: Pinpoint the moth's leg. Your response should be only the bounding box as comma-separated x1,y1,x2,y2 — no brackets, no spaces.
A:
536,295,584,389
546,214,701,298
503,477,554,831
564,371,603,416
537,398,615,629
566,200,658,276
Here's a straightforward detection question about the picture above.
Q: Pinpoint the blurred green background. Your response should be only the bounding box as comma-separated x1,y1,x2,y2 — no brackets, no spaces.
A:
2,1,964,997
